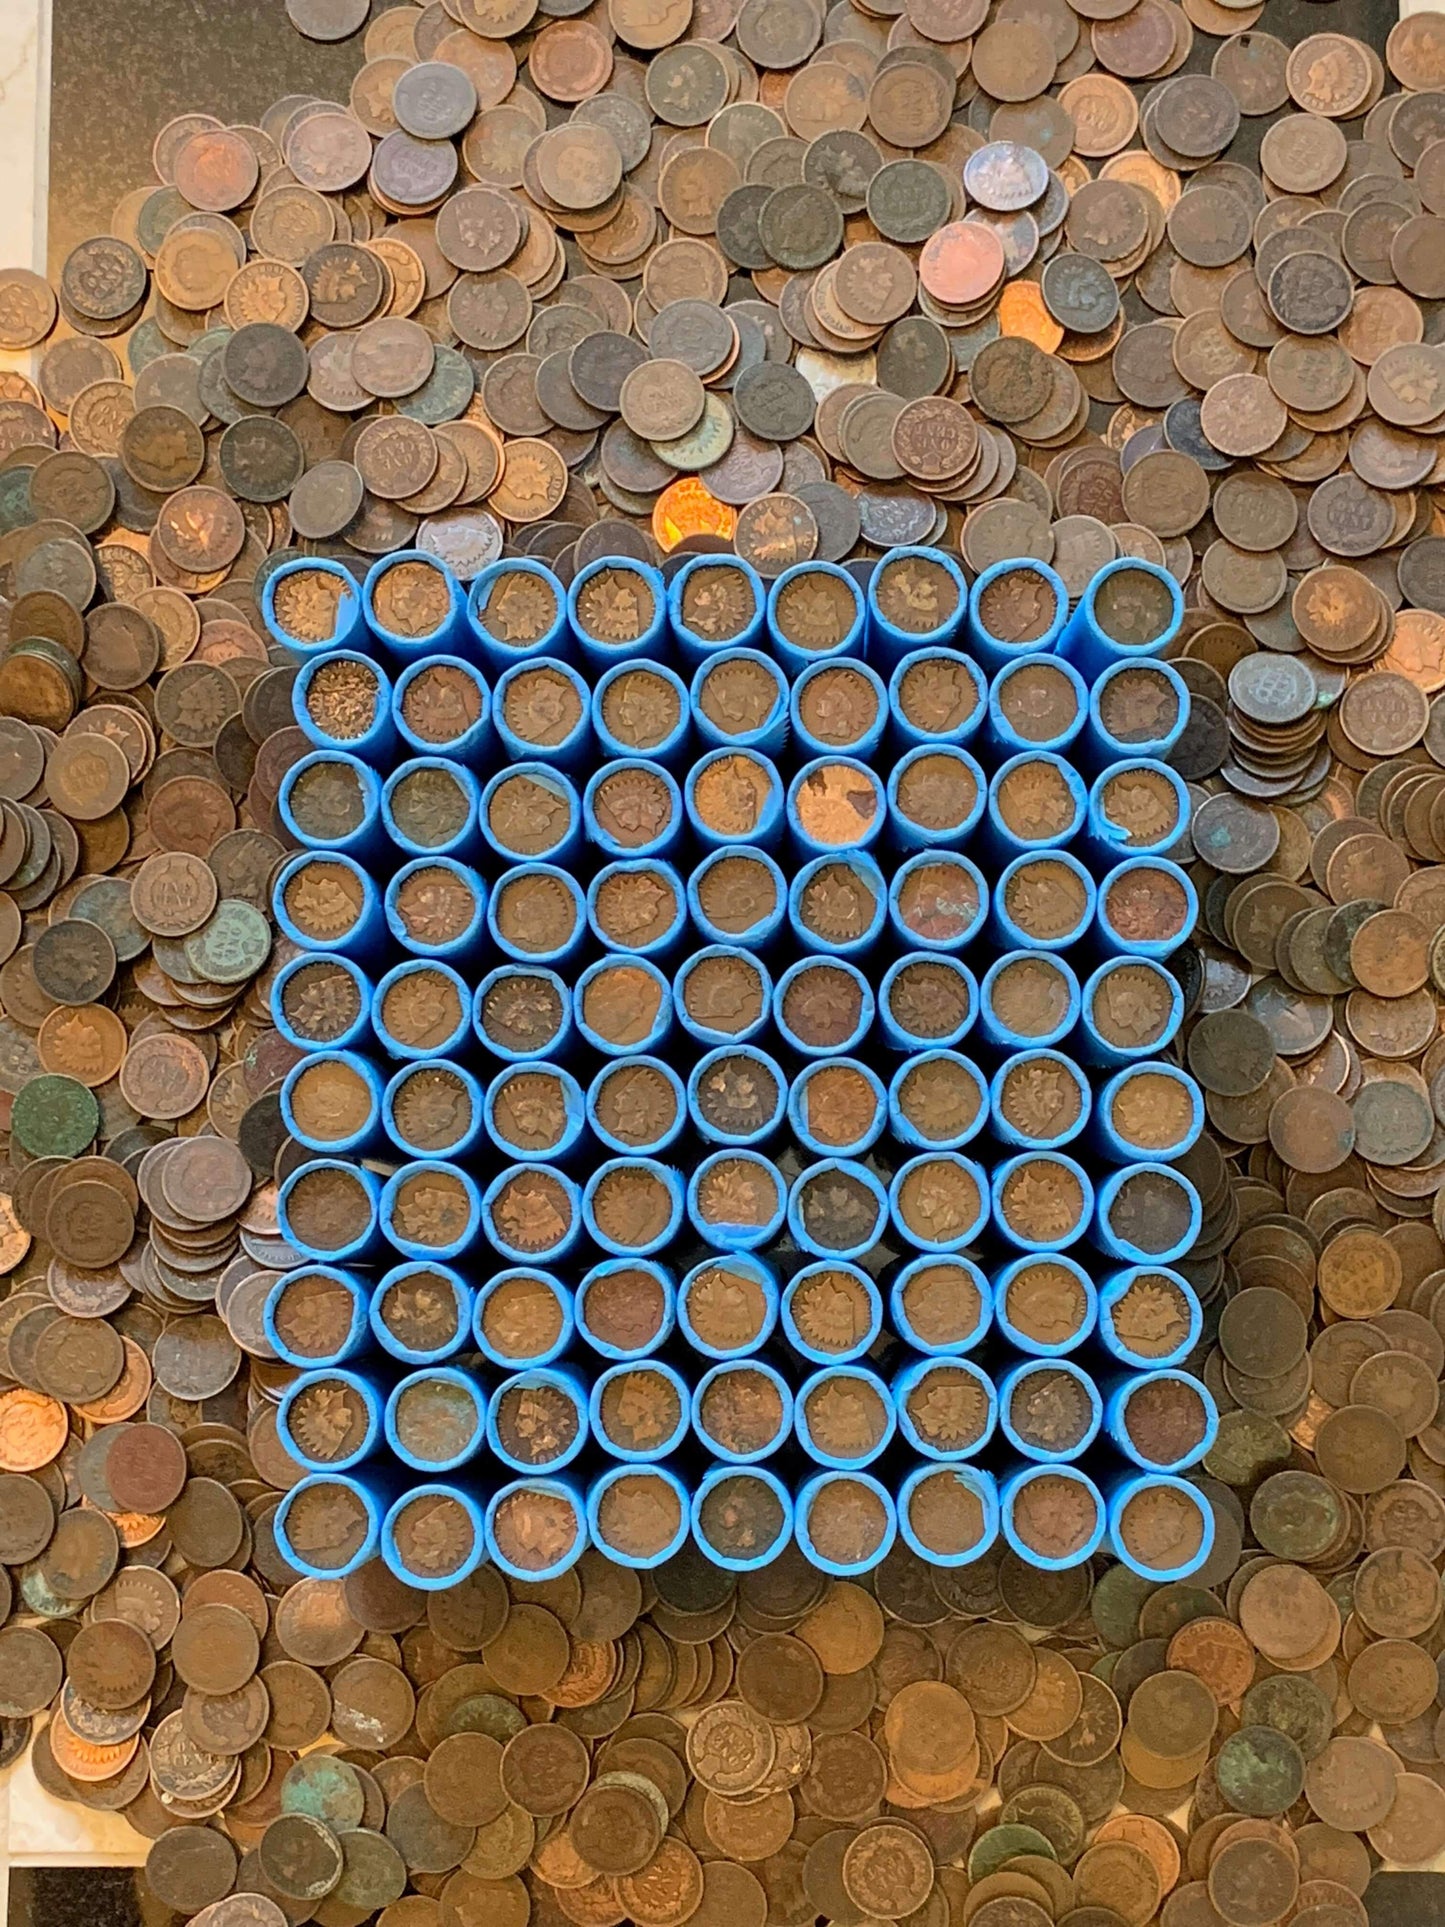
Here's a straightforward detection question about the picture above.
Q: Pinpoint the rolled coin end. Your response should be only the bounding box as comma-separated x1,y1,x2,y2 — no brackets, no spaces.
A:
691,1464,793,1572
1084,758,1190,870
473,1268,574,1372
382,1483,487,1591
487,1365,591,1476
985,651,1087,759
275,1472,384,1581
1094,855,1198,960
1059,556,1183,683
1082,656,1189,770
392,653,493,765
1093,1061,1204,1166
1076,956,1183,1068
790,657,888,762
467,558,570,674
1092,1161,1203,1268
279,1367,383,1474
592,658,691,767
988,1048,1091,1154
576,1258,676,1362
888,1254,993,1358
867,547,970,670
365,549,467,659
1106,1471,1216,1583
898,1462,1000,1569
888,645,987,753
966,558,1067,673
1000,1462,1107,1572
1104,1368,1219,1475
384,1057,486,1162
892,1355,997,1463
370,1260,473,1367
992,1253,1098,1359
794,1469,898,1576
590,1463,692,1569
668,554,766,664
888,1049,988,1155
767,560,867,678
486,1475,589,1582
280,749,385,863
589,1359,691,1463
796,1364,896,1470
282,1049,385,1158
1097,1265,1202,1371
791,1058,888,1160
677,1254,780,1361
264,557,365,660
384,1365,487,1475
568,555,669,672
781,1261,882,1368
267,1264,371,1370
999,1358,1103,1465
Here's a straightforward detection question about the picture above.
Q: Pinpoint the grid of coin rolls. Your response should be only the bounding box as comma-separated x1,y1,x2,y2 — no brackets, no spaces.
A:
263,537,1215,1591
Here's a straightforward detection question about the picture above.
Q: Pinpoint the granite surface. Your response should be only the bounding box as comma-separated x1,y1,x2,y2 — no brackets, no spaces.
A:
48,0,367,274
8,1868,142,1927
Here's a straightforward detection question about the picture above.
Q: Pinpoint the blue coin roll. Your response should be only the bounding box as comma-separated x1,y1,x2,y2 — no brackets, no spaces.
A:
590,1463,692,1568
897,1462,999,1568
1105,1471,1216,1583
364,551,468,659
966,559,1067,675
382,1483,487,1591
1057,556,1183,684
264,557,367,660
486,1475,590,1582
384,1366,488,1475
391,654,492,765
567,556,669,672
668,554,766,663
468,558,571,673
999,1462,1107,1571
275,1472,386,1581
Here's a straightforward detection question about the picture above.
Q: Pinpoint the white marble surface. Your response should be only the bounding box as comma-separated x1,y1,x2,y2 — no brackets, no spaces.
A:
0,0,47,385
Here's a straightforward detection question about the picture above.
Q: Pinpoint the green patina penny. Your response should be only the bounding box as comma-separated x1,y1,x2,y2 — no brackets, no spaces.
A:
1249,1468,1347,1562
967,1824,1057,1882
11,1073,99,1157
281,1753,368,1829
1239,1675,1335,1763
1089,1559,1154,1649
1203,1408,1292,1489
1214,1723,1306,1817
184,899,274,985
1138,1583,1221,1642
999,1784,1087,1864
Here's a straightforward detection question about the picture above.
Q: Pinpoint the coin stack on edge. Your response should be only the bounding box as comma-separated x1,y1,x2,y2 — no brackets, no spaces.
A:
0,0,1440,1917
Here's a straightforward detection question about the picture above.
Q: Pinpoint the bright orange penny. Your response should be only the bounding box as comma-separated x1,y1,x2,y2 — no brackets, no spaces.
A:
0,1386,67,1471
998,281,1065,353
1381,606,1445,691
918,222,1006,307
48,1707,142,1783
651,478,738,552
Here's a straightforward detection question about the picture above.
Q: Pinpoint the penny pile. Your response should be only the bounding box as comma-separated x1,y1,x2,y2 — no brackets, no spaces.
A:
6,1527,1445,1925
0,3,1442,627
